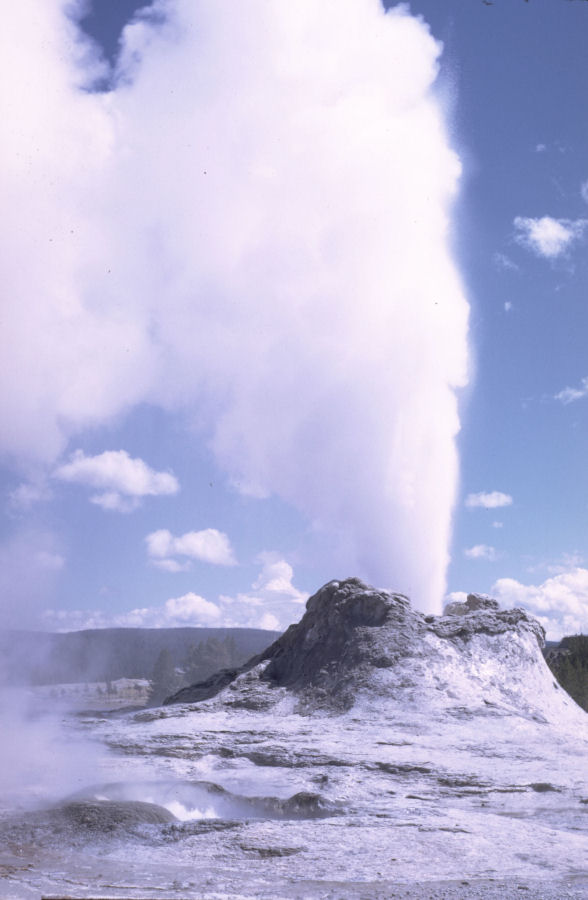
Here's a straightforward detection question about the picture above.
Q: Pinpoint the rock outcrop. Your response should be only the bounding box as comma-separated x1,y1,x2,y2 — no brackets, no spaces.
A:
443,592,500,616
165,577,552,714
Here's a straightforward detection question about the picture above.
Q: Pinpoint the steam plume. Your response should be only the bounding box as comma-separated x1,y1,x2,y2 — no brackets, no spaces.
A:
1,0,469,611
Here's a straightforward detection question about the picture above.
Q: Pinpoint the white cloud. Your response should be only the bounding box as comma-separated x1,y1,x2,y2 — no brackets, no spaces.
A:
145,530,175,559
218,554,308,630
258,612,281,631
465,491,513,509
164,592,221,625
554,375,588,405
53,450,179,512
150,558,191,574
0,1,470,613
44,555,306,632
492,521,503,529
146,528,236,568
44,592,222,629
581,180,588,204
90,491,137,513
464,544,497,562
513,215,587,259
252,554,306,600
493,567,588,640
504,301,513,312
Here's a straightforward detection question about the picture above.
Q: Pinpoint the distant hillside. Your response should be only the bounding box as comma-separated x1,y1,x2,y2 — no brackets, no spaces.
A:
543,634,588,712
0,626,279,687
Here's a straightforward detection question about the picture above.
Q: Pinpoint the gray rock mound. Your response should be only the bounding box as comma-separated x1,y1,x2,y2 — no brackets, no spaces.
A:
0,799,177,852
166,577,547,711
443,592,500,616
58,799,176,829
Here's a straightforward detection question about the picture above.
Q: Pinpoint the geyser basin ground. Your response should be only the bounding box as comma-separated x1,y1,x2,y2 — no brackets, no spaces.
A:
0,579,586,899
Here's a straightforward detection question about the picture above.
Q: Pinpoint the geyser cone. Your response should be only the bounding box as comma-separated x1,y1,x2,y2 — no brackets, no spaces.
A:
167,577,583,725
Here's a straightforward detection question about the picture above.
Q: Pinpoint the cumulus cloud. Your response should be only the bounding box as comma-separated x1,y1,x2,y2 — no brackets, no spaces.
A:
465,491,513,509
464,544,497,562
53,450,179,512
513,215,587,259
44,554,305,631
164,592,221,625
1,1,470,612
554,375,588,405
146,528,236,568
218,554,308,630
493,568,588,639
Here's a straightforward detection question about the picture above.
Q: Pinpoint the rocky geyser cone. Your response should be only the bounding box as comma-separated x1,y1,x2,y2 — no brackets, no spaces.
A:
163,577,563,717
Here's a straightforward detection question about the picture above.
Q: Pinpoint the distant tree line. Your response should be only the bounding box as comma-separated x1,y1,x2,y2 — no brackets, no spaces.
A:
544,635,588,712
148,634,242,705
0,626,277,688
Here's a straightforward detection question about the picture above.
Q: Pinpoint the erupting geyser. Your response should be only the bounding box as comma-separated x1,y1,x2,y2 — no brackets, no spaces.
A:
1,0,469,616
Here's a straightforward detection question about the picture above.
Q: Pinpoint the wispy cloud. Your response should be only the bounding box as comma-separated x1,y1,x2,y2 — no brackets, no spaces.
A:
581,180,588,204
546,552,584,576
465,491,513,509
146,528,236,568
554,375,588,405
493,252,518,272
53,450,179,512
464,544,497,561
493,567,588,639
36,550,66,571
8,479,52,512
513,215,587,259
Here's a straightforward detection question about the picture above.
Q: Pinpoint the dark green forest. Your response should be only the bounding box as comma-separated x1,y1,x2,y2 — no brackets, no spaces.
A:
148,633,244,704
544,635,588,712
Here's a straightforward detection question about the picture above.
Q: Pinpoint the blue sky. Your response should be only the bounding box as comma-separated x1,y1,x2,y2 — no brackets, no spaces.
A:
1,0,587,638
